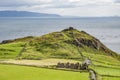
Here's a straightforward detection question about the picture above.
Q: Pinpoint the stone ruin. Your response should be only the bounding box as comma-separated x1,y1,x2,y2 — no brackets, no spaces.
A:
56,58,92,70
56,62,89,70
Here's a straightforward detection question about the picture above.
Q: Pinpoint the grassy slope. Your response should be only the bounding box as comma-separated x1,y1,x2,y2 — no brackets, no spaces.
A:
83,51,120,79
0,64,89,80
0,28,119,60
102,77,120,80
0,28,120,80
0,42,24,59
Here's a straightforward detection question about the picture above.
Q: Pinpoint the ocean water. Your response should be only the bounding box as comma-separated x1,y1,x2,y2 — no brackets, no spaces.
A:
0,17,120,54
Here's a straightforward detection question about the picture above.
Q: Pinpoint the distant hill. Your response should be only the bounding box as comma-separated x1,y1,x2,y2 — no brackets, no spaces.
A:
0,27,119,60
0,11,61,17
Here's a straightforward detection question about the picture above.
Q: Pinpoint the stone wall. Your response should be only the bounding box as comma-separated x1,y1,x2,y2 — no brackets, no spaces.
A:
56,62,88,70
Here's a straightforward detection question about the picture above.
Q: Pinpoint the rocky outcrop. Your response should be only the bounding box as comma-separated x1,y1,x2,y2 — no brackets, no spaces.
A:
63,27,118,58
1,40,13,44
65,37,117,56
0,36,33,44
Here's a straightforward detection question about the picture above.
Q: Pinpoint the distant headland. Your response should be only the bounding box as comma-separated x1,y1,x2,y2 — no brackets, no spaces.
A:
0,11,61,17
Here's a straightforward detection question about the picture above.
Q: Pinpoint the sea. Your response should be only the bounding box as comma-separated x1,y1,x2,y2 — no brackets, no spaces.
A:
0,17,120,54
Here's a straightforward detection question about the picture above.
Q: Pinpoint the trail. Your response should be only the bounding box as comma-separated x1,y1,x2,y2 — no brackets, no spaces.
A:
17,43,27,57
69,27,98,80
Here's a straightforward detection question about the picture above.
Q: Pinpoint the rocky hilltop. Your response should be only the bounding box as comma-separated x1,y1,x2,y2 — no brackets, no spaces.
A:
0,27,120,60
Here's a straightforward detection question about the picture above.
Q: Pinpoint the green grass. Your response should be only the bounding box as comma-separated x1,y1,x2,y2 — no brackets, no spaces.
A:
102,76,120,80
83,51,120,78
0,42,24,59
0,28,120,80
21,41,81,59
0,28,119,60
0,64,89,80
82,51,120,80
92,66,120,76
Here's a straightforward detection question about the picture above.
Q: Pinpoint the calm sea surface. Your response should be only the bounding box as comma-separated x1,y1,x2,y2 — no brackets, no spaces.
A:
0,17,120,53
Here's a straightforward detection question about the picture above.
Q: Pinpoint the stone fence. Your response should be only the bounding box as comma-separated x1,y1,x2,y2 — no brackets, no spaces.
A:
56,62,88,70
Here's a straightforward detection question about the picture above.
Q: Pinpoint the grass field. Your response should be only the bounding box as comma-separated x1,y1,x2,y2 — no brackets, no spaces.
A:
102,76,120,80
0,58,120,80
0,28,120,80
0,64,89,80
0,42,24,59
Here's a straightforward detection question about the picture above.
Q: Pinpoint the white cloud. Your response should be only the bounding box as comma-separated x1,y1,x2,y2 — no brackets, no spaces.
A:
0,0,52,7
0,0,117,7
114,0,120,3
0,0,120,16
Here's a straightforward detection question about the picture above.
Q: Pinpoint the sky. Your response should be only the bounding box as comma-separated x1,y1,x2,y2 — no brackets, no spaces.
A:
0,0,120,17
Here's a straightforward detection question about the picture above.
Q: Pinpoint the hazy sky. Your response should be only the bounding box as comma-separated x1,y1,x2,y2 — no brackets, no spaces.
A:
0,0,120,17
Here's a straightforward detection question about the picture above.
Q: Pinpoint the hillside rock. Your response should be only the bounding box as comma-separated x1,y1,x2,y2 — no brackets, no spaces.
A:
0,36,34,44
62,27,117,57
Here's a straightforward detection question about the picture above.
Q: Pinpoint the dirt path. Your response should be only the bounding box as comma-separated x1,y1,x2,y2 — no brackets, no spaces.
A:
0,59,79,67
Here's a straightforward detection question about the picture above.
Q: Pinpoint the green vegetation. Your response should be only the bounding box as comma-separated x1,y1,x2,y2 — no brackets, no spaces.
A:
93,66,120,76
0,64,89,80
0,42,24,59
102,77,120,80
0,27,119,60
0,27,120,80
83,51,120,79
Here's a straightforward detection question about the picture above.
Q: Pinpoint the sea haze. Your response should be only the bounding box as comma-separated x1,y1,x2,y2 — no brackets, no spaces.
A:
0,17,120,54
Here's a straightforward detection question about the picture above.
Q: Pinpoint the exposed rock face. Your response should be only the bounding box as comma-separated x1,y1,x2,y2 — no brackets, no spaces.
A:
0,36,33,44
1,40,13,44
62,27,119,60
62,27,74,31
74,38,108,52
65,38,110,53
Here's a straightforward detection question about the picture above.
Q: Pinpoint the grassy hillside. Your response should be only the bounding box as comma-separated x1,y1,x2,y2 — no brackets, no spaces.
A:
0,64,89,80
0,27,120,80
0,27,119,60
0,42,24,59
